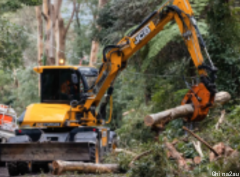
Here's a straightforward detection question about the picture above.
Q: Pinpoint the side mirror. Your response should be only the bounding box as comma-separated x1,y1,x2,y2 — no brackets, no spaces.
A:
71,73,79,84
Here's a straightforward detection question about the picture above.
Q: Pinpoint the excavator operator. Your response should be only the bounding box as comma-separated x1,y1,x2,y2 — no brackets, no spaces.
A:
61,79,78,99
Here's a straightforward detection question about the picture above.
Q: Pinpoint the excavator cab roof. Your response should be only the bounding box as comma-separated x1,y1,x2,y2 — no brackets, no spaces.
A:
33,65,97,74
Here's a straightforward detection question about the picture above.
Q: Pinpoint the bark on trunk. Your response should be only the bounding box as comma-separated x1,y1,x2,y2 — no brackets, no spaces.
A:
36,6,43,96
89,40,99,66
89,0,108,66
36,6,43,66
144,92,231,127
42,0,75,65
42,0,56,65
55,0,75,65
52,160,119,175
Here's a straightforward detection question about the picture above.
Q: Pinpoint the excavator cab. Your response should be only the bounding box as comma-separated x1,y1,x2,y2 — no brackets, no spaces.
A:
36,66,99,104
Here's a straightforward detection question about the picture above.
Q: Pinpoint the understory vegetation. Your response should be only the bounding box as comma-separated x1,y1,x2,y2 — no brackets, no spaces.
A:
0,0,240,176
97,0,240,176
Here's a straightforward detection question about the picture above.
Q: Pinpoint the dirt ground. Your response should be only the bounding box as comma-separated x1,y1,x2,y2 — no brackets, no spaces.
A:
0,167,126,177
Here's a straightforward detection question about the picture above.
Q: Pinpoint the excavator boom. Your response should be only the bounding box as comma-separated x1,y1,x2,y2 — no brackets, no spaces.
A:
84,0,217,123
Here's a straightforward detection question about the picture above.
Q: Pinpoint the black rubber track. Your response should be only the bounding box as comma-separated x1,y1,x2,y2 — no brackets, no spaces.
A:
0,162,5,167
31,163,49,174
17,162,29,175
6,162,19,176
90,144,97,163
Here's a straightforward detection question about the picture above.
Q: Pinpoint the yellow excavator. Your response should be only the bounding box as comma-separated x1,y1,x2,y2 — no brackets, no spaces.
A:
0,0,218,175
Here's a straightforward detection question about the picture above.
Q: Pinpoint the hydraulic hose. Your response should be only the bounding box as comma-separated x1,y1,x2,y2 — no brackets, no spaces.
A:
105,95,113,124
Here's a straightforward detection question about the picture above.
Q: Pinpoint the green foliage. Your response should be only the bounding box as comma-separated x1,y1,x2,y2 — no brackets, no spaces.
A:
97,0,240,176
128,144,172,177
11,67,39,113
0,1,22,13
0,67,39,114
116,104,155,147
190,0,209,17
0,0,41,13
69,0,98,65
206,0,240,97
18,0,42,6
0,18,27,69
0,70,14,104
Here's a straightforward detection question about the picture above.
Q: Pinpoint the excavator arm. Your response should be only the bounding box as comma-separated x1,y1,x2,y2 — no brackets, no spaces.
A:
82,0,217,124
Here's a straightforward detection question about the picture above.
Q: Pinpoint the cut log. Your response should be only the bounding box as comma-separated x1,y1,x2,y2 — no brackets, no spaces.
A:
145,92,231,127
214,92,231,105
193,156,201,165
145,104,194,127
52,160,119,175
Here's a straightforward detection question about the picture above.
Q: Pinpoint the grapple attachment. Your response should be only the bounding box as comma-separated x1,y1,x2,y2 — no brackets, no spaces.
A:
181,83,214,122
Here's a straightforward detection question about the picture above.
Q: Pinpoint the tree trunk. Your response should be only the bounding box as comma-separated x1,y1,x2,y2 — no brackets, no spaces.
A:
35,6,43,66
42,0,56,65
55,17,66,64
89,40,99,66
144,92,231,127
55,0,75,65
52,160,119,175
35,6,43,96
89,0,108,66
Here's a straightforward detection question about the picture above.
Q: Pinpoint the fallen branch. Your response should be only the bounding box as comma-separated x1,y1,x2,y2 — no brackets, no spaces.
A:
122,109,135,116
215,110,226,130
114,148,137,156
192,141,204,158
165,141,190,170
52,160,120,175
145,92,231,127
183,126,219,157
129,150,152,168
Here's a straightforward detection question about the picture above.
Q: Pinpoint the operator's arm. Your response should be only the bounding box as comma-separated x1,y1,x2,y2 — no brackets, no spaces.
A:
83,0,217,113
